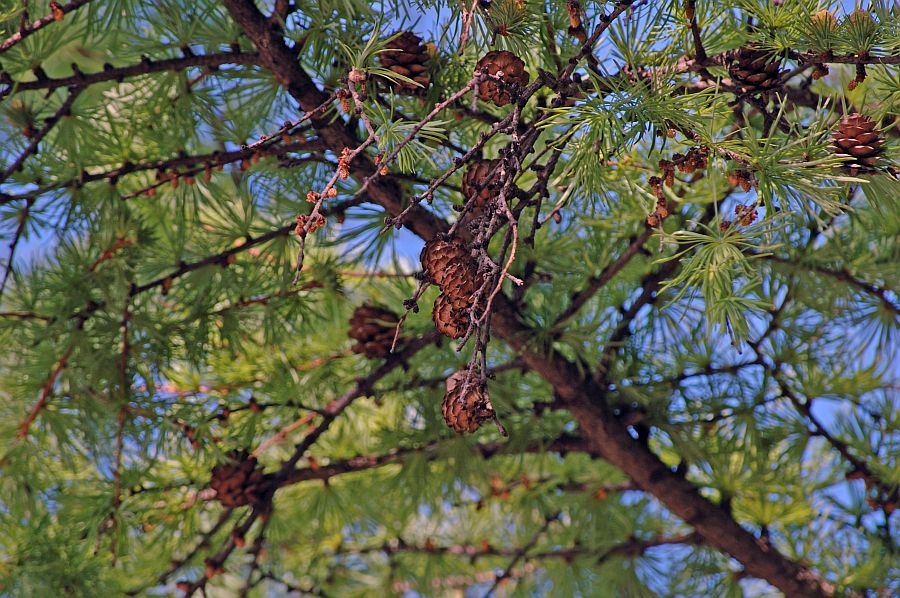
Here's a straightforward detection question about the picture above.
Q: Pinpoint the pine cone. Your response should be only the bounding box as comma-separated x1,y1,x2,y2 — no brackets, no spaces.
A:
727,46,782,93
210,451,270,508
433,293,468,339
829,113,885,173
348,304,400,358
378,32,431,93
475,51,529,106
420,237,472,288
461,159,500,209
422,236,485,337
441,370,495,433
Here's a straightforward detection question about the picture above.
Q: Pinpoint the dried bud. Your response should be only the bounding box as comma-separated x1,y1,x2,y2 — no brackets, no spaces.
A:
50,1,65,21
348,68,367,84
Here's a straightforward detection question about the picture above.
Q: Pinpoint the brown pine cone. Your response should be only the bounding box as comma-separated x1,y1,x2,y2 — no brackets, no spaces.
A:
475,51,529,106
441,370,495,433
420,237,472,288
441,260,480,306
210,451,270,508
348,304,400,358
461,159,500,209
378,32,431,93
433,293,468,339
727,46,782,93
829,113,885,174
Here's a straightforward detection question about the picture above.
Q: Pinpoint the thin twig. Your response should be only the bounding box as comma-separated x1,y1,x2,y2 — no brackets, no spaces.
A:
16,342,76,439
0,0,93,54
0,87,82,184
485,514,557,596
0,198,33,300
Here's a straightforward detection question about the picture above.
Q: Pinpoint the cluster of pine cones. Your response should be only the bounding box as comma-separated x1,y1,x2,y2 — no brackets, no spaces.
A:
376,32,531,109
210,451,270,508
421,237,484,339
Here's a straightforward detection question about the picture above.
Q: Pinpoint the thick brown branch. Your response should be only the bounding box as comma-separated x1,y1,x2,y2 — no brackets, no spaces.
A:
373,532,701,563
1,139,320,205
0,51,261,99
685,0,708,65
276,434,592,487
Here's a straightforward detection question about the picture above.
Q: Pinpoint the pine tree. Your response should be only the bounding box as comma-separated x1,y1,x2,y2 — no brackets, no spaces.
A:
0,1,898,596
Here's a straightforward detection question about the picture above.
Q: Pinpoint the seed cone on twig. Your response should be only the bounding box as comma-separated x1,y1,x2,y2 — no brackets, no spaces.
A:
378,32,431,93
475,50,529,106
829,113,885,174
421,236,484,338
348,304,401,358
420,237,476,291
461,159,500,209
432,293,468,339
210,451,270,508
727,46,782,94
441,370,495,433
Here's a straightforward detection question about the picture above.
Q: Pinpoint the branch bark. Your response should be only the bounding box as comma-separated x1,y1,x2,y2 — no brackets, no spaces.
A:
0,51,261,99
0,0,93,54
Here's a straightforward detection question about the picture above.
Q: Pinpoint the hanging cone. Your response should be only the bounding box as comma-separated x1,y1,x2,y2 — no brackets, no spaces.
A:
441,370,495,433
210,451,270,508
432,293,468,339
727,46,782,93
461,159,500,209
378,32,431,93
420,237,473,288
348,304,400,358
475,50,529,106
828,113,885,174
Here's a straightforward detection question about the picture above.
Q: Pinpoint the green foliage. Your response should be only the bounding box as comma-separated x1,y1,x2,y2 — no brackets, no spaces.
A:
0,0,897,596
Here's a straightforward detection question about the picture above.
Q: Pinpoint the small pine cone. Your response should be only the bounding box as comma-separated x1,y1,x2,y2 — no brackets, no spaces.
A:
828,113,885,173
461,159,500,209
441,259,481,305
210,451,270,508
475,51,530,106
348,304,400,358
420,237,471,287
378,32,431,93
441,370,495,433
433,293,468,339
727,46,782,93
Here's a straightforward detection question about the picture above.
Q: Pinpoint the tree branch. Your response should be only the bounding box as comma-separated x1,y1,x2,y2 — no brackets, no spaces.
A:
761,254,898,314
0,0,93,54
0,197,32,301
0,51,261,99
16,342,75,439
216,1,838,595
0,87,82,184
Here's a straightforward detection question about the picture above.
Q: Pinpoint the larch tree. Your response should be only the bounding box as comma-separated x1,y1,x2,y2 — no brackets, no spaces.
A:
0,0,897,596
